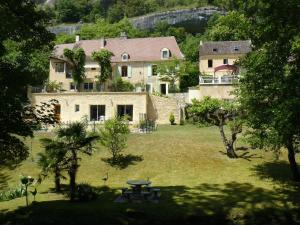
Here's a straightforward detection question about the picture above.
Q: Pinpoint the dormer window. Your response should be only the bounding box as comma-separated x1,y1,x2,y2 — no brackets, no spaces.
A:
161,48,170,59
122,53,129,61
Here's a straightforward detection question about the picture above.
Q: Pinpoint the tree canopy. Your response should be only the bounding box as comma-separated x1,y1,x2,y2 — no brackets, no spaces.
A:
0,0,54,166
238,0,300,181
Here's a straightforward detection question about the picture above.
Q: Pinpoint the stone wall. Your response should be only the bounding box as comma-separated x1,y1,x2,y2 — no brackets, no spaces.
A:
147,95,180,124
188,85,236,102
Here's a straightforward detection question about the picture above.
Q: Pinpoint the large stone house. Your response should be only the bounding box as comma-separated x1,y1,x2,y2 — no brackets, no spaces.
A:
50,35,184,95
189,40,251,101
29,35,184,124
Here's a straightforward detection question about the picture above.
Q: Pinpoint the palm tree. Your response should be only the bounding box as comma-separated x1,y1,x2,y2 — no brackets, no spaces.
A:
57,121,99,201
37,139,68,192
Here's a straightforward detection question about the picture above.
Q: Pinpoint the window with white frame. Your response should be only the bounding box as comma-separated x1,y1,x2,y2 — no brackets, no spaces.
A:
55,62,64,73
223,58,228,64
117,105,133,121
90,105,105,121
121,66,128,77
122,53,129,61
161,48,170,59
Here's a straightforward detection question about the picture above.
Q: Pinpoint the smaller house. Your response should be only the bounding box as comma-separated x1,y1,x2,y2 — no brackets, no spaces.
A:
199,40,251,84
189,40,251,102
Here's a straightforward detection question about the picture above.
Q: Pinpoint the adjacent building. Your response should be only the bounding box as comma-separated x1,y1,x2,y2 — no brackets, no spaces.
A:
189,40,251,102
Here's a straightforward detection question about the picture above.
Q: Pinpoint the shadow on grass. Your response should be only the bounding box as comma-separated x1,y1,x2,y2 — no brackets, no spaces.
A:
102,154,143,169
251,160,299,183
2,182,300,225
0,166,12,191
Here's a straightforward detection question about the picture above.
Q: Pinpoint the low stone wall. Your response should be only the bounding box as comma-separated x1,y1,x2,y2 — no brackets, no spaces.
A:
188,85,236,102
147,95,180,124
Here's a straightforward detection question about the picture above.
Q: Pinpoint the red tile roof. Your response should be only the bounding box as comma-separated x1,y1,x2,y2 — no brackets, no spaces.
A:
53,36,184,63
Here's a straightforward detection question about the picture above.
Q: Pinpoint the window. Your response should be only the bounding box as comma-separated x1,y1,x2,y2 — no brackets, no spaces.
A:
121,66,128,77
90,105,105,121
91,68,96,71
223,58,228,64
146,84,152,93
84,82,93,91
213,48,218,52
152,65,158,76
55,62,64,73
208,59,213,68
66,64,72,78
75,104,80,112
161,48,170,59
70,83,76,90
122,53,129,61
234,46,239,51
117,105,133,121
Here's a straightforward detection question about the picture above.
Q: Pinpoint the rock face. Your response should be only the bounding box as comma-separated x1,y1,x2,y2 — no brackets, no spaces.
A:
47,7,224,35
130,7,224,33
48,24,83,35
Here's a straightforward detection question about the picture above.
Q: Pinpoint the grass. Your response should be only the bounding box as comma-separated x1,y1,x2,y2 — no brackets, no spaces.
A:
0,124,300,225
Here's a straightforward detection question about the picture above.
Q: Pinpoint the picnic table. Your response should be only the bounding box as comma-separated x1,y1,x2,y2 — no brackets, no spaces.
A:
127,179,151,194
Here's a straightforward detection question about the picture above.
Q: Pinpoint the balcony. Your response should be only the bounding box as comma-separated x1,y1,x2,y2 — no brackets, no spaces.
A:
199,75,239,85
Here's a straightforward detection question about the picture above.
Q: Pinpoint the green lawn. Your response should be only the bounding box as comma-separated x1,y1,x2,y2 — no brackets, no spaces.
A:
0,125,299,225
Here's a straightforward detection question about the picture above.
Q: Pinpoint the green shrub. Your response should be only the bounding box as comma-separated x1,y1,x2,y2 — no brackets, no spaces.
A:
111,77,134,92
186,96,222,126
75,183,97,202
169,113,175,125
0,185,25,202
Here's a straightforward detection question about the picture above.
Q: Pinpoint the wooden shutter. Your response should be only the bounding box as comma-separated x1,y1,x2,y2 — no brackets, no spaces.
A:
127,65,132,78
147,64,152,77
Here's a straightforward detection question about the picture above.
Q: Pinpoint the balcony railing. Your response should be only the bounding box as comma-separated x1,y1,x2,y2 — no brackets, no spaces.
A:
199,75,239,85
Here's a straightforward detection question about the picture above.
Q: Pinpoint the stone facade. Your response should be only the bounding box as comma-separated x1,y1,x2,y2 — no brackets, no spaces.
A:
49,59,169,93
30,92,182,125
147,95,180,124
188,85,235,102
30,92,147,124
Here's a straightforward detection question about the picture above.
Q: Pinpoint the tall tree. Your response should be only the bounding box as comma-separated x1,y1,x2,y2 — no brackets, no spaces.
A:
204,11,251,41
238,0,300,180
157,57,183,93
91,49,114,91
0,0,54,166
63,48,86,91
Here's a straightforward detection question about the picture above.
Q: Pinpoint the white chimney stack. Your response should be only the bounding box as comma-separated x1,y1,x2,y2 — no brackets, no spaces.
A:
75,35,80,42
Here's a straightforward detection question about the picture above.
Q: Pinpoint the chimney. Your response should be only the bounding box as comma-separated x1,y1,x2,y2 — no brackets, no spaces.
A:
75,35,80,43
100,38,106,48
120,32,128,39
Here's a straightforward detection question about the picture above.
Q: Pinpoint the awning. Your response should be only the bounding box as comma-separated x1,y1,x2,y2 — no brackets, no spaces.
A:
214,64,238,73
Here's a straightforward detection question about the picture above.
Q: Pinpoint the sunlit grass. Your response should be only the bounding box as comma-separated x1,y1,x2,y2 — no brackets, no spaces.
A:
0,124,299,225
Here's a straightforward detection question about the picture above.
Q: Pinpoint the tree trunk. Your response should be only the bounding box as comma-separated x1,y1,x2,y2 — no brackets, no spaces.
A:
69,150,78,201
218,125,238,158
286,140,300,181
54,170,61,192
